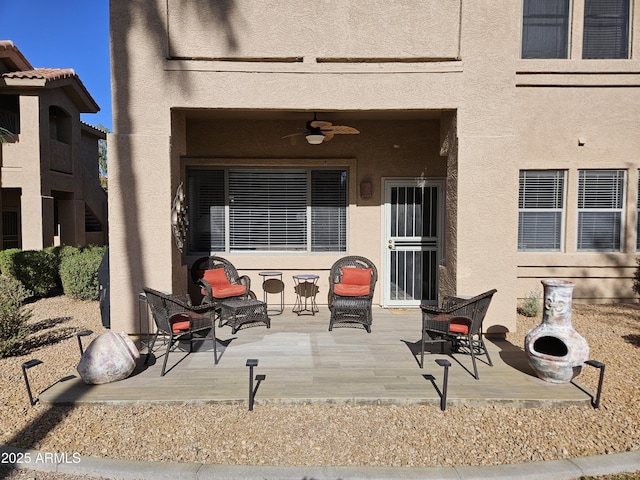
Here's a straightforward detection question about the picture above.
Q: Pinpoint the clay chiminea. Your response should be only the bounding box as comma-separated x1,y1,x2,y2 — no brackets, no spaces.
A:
524,279,589,384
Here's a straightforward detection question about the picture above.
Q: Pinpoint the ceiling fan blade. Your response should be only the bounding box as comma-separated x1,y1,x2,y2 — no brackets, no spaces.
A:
322,131,335,141
309,120,333,129
328,125,360,135
282,132,305,139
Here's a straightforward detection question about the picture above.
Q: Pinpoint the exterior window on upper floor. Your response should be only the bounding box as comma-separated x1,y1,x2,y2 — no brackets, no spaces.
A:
522,0,570,58
583,0,630,59
49,106,72,145
518,170,566,251
577,169,625,251
187,167,348,254
0,94,20,135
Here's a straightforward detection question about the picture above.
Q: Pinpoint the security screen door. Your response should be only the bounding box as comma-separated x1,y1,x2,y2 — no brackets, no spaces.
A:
384,179,443,307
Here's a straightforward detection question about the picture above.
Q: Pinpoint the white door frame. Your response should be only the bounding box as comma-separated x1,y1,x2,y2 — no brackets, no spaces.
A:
382,177,444,308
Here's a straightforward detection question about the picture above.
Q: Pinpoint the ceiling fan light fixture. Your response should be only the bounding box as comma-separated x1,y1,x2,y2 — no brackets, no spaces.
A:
305,133,325,145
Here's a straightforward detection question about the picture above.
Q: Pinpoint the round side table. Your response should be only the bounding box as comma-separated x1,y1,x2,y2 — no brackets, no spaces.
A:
259,271,284,315
292,274,319,315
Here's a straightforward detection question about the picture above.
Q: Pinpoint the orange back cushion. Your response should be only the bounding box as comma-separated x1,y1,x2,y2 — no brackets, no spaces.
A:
202,268,230,286
341,267,372,286
170,313,191,333
449,317,471,335
212,284,247,299
334,284,370,297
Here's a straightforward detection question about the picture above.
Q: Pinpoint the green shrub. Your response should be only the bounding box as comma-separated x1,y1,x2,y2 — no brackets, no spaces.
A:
0,274,32,358
6,250,59,298
0,248,21,277
60,246,106,300
1,248,69,296
51,245,81,261
0,248,60,297
518,288,541,317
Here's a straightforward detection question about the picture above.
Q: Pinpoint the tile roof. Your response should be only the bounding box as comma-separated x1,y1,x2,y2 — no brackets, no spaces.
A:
0,40,33,70
0,41,99,112
0,40,15,51
3,67,78,81
2,67,98,112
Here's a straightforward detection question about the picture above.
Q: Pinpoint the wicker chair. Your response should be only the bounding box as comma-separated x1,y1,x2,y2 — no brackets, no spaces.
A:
420,289,497,379
143,287,217,376
190,256,252,307
328,256,378,332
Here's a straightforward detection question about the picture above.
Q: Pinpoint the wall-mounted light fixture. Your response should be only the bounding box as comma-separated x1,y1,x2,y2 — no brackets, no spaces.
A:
359,180,373,199
306,134,324,145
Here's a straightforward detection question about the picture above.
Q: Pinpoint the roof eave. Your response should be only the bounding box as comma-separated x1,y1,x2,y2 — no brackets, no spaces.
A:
0,77,46,87
0,75,100,113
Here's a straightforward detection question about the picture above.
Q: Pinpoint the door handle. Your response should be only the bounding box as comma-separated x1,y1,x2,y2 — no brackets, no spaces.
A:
388,239,394,250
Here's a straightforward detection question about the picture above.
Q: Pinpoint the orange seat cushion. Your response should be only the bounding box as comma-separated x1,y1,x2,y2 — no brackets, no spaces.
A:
202,268,230,286
169,313,191,333
341,267,372,286
334,284,370,297
212,284,247,299
449,317,471,335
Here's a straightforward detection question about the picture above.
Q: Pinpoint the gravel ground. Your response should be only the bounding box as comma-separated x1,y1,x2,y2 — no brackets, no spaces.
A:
1,296,640,474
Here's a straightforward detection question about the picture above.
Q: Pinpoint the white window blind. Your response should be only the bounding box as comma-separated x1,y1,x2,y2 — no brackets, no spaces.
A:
518,170,565,251
187,167,347,254
311,170,347,252
521,0,570,59
583,0,630,59
577,169,625,251
229,170,307,251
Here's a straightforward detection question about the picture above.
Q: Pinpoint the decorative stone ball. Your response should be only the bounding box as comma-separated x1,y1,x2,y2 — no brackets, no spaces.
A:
77,332,140,384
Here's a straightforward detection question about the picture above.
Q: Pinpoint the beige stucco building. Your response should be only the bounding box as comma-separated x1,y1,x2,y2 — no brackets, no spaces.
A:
0,41,107,250
108,0,640,335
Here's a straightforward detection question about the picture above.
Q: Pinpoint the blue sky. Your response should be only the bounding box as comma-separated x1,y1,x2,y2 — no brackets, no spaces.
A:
0,1,112,130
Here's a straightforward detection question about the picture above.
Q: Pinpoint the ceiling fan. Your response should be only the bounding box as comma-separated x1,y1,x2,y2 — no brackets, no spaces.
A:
283,113,360,144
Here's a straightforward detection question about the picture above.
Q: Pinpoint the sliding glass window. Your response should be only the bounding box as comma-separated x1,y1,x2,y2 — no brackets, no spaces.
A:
188,168,347,254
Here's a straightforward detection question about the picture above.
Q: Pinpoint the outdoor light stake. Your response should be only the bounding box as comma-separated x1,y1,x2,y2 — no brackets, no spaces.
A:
22,359,43,406
585,360,605,409
246,359,259,411
76,330,93,356
436,359,451,411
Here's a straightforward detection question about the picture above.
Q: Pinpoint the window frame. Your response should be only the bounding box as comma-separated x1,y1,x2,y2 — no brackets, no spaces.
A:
521,0,571,59
582,0,631,59
187,166,349,255
518,169,567,252
577,169,626,252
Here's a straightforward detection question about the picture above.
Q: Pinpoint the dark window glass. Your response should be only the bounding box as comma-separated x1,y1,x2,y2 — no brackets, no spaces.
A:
583,0,630,59
522,0,570,58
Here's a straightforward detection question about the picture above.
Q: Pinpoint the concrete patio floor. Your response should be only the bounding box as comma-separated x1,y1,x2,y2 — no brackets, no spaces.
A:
39,307,593,407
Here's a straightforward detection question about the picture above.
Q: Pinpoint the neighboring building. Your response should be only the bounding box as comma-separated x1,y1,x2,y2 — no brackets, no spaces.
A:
109,0,640,335
0,40,107,250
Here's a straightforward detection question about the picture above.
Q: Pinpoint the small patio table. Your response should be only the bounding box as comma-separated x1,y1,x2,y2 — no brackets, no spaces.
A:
259,271,284,315
219,298,271,334
292,274,319,315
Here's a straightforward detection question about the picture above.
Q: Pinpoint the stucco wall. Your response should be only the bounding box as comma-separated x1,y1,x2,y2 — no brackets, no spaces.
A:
166,0,461,60
514,85,640,302
108,0,518,334
109,0,640,337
